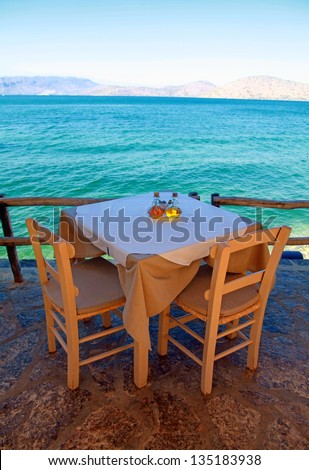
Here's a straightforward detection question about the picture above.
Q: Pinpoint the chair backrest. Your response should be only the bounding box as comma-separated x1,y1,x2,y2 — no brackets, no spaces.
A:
205,226,291,316
26,218,79,309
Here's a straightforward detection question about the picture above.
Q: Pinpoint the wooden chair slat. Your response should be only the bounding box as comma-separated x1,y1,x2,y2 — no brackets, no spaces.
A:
44,259,60,283
221,270,264,296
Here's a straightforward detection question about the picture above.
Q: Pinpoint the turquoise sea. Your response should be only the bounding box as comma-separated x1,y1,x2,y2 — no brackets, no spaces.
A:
0,96,308,258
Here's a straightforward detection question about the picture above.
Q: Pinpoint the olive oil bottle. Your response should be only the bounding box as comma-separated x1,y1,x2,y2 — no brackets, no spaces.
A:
148,191,165,219
166,192,182,219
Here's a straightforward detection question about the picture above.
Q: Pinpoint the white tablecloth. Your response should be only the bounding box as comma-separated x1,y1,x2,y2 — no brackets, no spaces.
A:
75,192,247,266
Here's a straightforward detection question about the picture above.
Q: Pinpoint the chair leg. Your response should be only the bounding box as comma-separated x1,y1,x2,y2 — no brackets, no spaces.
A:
201,320,218,395
157,306,170,356
66,318,80,390
43,296,56,353
247,308,264,370
102,312,112,328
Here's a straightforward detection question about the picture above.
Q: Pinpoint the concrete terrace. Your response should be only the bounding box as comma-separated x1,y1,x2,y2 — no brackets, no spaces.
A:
0,259,308,450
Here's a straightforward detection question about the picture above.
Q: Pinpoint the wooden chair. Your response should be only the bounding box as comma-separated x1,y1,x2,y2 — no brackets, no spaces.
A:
26,218,133,390
157,226,291,394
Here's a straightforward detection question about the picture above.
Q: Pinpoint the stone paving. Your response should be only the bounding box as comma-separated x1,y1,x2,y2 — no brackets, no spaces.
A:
0,259,308,450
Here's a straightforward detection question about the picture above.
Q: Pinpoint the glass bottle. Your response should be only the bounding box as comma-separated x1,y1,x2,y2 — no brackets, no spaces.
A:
166,192,182,219
148,191,165,219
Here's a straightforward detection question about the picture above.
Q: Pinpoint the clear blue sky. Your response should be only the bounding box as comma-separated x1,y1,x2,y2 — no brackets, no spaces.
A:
1,0,308,86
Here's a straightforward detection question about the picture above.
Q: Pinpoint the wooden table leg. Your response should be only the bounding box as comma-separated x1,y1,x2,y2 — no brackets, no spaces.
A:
134,340,148,388
157,306,170,356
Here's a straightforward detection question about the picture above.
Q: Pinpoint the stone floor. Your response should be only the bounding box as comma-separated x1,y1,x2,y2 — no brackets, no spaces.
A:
0,259,308,450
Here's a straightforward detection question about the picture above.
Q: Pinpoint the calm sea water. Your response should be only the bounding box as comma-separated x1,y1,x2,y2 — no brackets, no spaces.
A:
0,96,308,258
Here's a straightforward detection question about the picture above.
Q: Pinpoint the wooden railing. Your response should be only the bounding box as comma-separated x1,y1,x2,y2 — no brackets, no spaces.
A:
1,193,308,283
210,194,309,211
0,195,112,282
211,193,309,247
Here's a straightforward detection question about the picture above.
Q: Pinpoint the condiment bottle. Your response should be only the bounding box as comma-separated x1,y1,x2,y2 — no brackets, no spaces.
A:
148,191,165,219
166,192,182,219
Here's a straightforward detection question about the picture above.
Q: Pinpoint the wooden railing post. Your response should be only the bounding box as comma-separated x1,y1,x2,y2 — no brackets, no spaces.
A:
0,194,24,283
188,191,200,200
211,193,220,207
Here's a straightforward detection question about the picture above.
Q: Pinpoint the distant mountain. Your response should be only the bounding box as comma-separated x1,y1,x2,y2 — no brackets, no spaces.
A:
0,76,99,95
1,75,308,101
203,76,309,101
89,80,216,97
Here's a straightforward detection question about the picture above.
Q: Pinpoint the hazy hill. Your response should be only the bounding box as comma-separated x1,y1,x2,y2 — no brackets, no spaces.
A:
0,76,99,95
204,76,309,101
89,80,216,97
0,75,308,101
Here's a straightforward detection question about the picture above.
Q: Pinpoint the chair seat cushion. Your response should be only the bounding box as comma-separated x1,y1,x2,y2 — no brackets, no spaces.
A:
43,257,125,315
176,264,260,318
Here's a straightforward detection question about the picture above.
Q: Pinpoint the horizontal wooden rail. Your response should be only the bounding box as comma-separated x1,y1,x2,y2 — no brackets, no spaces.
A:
0,197,112,207
4,195,307,210
286,237,309,246
0,237,31,246
211,195,309,210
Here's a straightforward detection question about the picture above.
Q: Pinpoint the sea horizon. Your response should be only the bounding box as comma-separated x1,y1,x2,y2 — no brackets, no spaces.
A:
1,95,309,103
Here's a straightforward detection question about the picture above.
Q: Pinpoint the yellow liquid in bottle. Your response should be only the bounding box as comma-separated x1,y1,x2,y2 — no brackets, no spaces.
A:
165,207,182,219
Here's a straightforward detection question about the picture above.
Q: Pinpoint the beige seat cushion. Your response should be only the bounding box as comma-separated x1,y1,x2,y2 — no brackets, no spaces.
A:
176,264,260,318
43,257,125,315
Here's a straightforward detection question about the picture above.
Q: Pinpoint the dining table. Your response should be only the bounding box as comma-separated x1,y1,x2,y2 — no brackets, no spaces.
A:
59,192,268,388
